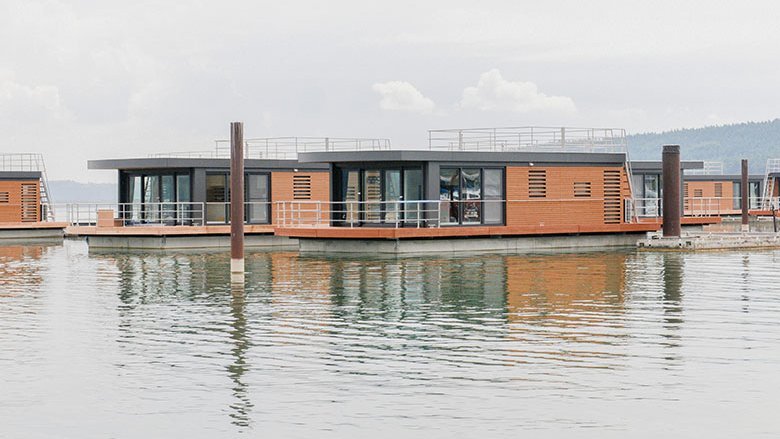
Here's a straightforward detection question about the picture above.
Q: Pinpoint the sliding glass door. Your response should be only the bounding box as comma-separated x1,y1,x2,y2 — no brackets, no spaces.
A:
439,168,503,226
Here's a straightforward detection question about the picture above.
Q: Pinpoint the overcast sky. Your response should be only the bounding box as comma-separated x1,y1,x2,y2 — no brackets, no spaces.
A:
2,0,780,182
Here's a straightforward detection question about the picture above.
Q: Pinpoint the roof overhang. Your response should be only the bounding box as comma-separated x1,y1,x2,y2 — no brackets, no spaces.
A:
88,158,328,171
0,171,41,180
298,150,627,166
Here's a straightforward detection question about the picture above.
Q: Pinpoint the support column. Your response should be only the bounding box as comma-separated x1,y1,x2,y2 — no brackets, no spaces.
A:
662,144,681,237
230,122,245,275
741,159,749,231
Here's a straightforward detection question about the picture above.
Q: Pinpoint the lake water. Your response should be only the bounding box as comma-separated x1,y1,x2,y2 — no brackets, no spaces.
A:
1,240,779,438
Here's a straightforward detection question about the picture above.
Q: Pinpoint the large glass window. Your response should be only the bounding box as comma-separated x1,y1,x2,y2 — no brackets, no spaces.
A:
128,175,142,222
176,174,191,224
342,170,360,224
362,170,382,223
483,169,503,224
161,175,175,223
644,174,660,216
206,174,228,223
461,168,481,224
403,169,423,224
439,168,460,225
384,170,401,224
750,181,761,210
247,173,270,223
733,182,742,210
143,175,160,222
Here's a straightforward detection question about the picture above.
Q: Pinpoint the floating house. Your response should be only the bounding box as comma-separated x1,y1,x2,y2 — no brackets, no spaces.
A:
0,153,65,240
272,127,662,253
79,127,772,253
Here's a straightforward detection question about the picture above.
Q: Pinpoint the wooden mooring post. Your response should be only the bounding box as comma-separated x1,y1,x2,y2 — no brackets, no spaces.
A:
230,122,245,277
741,159,749,232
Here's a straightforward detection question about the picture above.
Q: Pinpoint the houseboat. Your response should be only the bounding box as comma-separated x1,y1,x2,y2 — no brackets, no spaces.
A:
0,153,66,241
272,127,662,254
631,159,775,218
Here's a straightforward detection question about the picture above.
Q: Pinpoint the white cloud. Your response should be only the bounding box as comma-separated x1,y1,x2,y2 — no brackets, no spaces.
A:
372,81,435,114
0,71,66,122
460,69,576,113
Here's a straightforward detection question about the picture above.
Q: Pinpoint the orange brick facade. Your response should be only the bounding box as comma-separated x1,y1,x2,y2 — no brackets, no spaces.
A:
504,165,631,229
271,171,330,225
0,180,41,223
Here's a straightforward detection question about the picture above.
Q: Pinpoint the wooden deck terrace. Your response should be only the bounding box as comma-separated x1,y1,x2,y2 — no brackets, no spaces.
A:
274,223,661,240
65,224,275,237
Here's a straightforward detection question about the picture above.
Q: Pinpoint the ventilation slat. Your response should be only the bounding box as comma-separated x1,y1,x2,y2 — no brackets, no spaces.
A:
528,169,547,198
603,170,622,224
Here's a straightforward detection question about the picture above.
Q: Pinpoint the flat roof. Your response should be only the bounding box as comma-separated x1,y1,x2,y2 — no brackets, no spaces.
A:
297,150,628,165
88,158,328,171
0,171,41,180
629,160,705,171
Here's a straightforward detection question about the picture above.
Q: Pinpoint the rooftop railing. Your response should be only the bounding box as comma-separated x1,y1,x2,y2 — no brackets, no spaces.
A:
0,153,47,172
427,127,628,154
686,161,724,175
150,137,392,160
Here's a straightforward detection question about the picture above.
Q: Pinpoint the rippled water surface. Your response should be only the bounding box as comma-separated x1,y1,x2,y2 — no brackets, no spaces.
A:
2,240,780,438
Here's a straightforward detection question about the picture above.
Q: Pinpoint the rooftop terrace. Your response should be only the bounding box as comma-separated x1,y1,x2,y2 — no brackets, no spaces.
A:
147,126,628,160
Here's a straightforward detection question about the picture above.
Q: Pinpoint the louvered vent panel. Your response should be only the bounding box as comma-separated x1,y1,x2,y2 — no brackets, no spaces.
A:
684,183,690,211
694,189,703,198
293,175,312,200
0,192,8,203
603,170,622,224
20,183,38,222
574,181,592,198
528,169,547,198
714,183,723,198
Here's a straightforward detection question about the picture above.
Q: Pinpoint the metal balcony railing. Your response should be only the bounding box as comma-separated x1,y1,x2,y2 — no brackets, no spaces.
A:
427,127,628,154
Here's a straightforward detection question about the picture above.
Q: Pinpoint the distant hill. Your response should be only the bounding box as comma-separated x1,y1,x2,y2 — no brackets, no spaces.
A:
627,119,780,173
48,180,116,204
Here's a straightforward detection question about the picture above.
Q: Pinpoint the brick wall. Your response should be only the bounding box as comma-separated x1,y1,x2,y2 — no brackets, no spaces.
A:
0,180,40,223
505,166,630,228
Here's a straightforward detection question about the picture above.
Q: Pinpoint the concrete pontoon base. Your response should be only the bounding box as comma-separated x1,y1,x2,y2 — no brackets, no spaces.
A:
638,232,780,251
85,234,297,250
0,228,65,241
298,233,647,255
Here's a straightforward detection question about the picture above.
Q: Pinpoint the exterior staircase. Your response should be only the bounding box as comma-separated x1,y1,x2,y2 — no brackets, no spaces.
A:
761,159,780,210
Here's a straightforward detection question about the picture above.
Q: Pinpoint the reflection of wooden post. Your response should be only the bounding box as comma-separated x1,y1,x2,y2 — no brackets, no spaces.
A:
741,159,749,232
230,122,245,275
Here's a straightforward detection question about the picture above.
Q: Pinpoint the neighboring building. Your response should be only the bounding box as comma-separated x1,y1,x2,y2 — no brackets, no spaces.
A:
0,153,64,239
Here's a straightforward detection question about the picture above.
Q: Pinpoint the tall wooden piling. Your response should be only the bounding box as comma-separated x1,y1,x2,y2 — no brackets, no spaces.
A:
230,122,245,275
662,145,681,237
741,159,749,231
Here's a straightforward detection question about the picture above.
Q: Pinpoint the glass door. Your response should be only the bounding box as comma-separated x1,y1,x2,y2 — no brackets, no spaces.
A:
439,169,460,225
461,168,482,224
363,170,382,223
246,173,269,223
383,170,401,224
206,174,229,223
403,169,423,225
143,175,160,223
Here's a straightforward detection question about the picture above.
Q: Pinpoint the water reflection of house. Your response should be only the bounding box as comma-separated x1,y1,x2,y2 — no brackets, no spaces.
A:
0,245,47,294
505,252,628,321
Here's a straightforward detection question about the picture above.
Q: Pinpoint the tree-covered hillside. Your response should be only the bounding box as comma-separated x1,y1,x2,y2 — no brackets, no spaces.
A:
627,119,780,173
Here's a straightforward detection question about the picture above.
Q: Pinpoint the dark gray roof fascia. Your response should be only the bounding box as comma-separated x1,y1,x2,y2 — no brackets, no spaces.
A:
0,171,41,180
298,150,627,165
630,160,705,171
88,158,329,171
